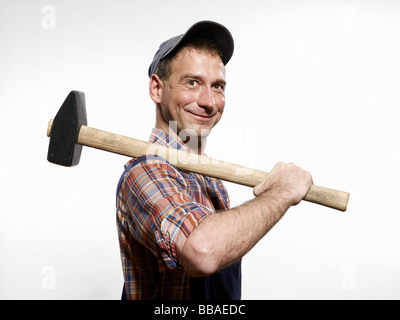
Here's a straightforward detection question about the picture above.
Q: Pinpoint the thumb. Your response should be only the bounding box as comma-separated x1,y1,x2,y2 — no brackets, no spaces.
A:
253,174,270,197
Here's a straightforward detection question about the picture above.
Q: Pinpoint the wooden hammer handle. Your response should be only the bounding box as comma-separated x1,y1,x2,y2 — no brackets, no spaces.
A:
48,120,350,211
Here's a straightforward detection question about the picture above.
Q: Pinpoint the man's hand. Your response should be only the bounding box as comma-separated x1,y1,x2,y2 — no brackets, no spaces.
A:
253,162,313,207
182,162,313,277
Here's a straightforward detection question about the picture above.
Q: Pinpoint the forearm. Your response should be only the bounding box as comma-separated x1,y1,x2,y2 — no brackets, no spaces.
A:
181,189,292,277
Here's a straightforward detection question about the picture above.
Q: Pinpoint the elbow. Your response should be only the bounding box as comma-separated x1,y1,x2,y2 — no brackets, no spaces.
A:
181,238,219,277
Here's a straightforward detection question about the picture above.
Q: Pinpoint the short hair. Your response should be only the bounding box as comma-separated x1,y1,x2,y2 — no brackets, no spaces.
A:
155,38,223,81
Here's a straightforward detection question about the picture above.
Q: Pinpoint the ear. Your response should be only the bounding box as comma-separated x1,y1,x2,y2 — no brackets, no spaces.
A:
149,74,164,104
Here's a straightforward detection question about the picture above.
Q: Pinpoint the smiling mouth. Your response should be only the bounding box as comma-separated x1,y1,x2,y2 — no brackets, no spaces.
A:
188,112,213,120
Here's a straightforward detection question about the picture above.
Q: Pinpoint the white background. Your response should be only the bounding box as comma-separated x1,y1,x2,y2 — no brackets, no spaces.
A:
1,0,399,300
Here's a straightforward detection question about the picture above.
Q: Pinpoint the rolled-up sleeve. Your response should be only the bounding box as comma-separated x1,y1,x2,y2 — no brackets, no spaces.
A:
119,155,212,272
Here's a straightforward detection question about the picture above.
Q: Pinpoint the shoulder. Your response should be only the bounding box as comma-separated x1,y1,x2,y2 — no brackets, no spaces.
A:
127,154,182,178
118,154,187,193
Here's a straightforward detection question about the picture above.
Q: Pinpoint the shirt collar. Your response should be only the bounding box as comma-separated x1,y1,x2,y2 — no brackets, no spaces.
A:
149,128,191,152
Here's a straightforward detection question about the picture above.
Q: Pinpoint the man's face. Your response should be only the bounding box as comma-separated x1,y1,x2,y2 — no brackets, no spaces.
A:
156,48,226,141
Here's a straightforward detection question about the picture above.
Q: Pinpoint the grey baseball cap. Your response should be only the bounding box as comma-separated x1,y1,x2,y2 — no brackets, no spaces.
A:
148,20,234,78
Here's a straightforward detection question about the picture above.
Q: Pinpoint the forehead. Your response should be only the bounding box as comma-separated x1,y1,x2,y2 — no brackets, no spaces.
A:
169,48,225,78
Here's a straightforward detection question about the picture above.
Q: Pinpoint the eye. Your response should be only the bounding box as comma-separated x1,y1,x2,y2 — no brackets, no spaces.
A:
187,80,198,86
213,83,225,91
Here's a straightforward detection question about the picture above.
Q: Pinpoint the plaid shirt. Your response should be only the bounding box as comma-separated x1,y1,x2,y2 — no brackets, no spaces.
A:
116,128,233,300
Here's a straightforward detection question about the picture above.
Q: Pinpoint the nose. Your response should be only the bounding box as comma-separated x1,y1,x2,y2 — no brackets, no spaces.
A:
198,87,216,112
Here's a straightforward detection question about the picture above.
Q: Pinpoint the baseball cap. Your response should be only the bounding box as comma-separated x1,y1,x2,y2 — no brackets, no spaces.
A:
148,20,234,78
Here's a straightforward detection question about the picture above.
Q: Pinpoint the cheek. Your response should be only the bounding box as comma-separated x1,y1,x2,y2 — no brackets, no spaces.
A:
181,90,199,105
172,90,197,110
162,90,189,117
216,95,225,112
214,97,225,123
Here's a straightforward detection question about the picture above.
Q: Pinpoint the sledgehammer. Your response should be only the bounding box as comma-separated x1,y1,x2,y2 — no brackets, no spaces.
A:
47,91,350,212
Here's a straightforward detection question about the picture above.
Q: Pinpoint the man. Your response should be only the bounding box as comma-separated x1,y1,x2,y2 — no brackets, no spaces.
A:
116,21,313,300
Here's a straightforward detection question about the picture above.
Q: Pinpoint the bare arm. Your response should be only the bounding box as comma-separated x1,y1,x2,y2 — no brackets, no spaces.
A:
181,162,313,277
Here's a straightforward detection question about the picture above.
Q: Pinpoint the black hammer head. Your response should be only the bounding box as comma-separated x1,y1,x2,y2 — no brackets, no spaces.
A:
47,91,87,166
